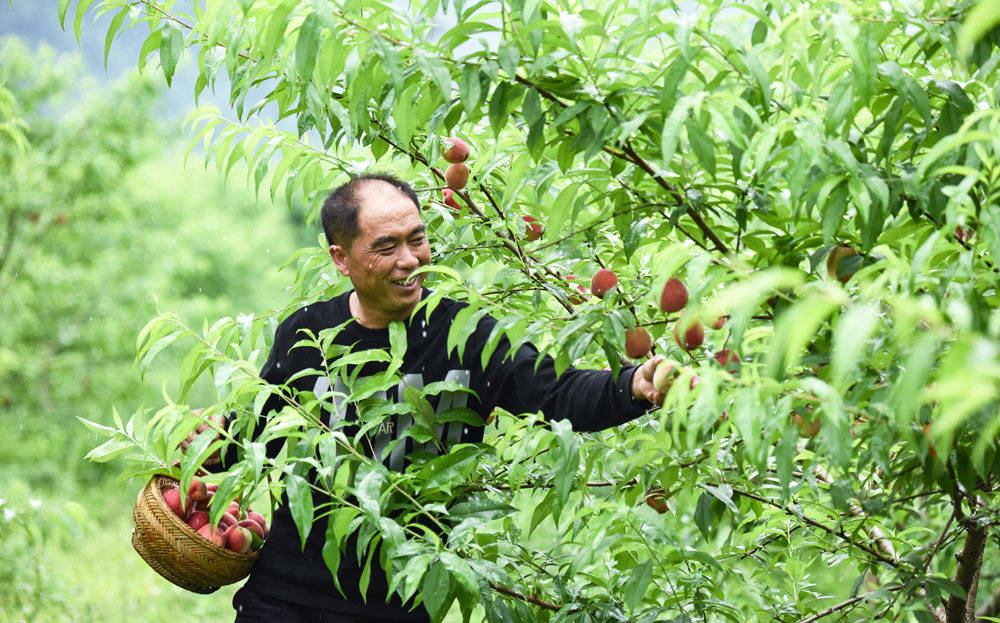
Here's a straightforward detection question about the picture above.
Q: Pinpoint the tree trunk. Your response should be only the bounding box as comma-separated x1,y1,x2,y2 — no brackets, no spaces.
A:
945,521,987,623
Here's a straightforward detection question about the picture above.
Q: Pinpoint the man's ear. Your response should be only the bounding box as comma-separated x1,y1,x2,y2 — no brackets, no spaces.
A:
329,245,351,277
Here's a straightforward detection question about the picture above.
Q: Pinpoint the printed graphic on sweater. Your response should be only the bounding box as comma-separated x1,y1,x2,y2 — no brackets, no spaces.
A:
311,369,471,471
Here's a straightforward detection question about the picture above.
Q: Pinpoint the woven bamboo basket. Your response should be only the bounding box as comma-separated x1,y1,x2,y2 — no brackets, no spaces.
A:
132,474,258,594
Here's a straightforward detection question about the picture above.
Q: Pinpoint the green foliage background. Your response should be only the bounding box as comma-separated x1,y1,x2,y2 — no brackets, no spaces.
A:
0,36,306,621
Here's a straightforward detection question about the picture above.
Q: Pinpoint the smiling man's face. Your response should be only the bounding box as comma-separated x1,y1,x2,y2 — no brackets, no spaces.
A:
329,180,431,328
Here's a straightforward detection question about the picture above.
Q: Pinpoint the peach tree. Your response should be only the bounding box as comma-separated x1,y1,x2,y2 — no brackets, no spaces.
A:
69,0,1000,621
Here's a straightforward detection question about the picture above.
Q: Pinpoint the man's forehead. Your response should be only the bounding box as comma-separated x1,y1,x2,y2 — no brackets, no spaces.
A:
355,181,423,239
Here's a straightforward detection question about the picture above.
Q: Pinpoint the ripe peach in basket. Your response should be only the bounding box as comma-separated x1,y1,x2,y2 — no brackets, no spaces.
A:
196,524,226,547
188,478,209,502
162,486,187,518
219,512,238,530
187,511,210,532
246,511,269,537
238,519,264,540
226,525,253,554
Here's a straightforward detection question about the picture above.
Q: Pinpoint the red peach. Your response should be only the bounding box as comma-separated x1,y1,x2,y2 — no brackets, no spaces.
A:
188,479,208,502
624,327,652,359
226,525,253,554
239,518,265,540
523,216,542,242
162,487,186,518
246,511,269,535
442,188,461,211
197,524,226,547
445,163,469,190
590,269,618,298
187,511,210,532
714,349,740,368
659,278,689,313
219,512,238,530
672,314,705,351
441,137,470,163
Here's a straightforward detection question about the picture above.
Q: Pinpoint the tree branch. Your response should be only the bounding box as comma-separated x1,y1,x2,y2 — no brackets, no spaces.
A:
945,517,988,623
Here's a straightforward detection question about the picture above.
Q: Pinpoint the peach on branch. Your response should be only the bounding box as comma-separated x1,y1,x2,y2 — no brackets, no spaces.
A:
442,188,461,211
565,275,587,304
672,314,705,351
441,137,470,163
705,310,727,330
590,269,618,298
792,413,821,438
624,327,652,359
659,277,689,313
954,225,973,244
645,487,669,514
523,216,542,241
714,349,740,368
653,359,681,393
445,163,469,190
826,246,859,283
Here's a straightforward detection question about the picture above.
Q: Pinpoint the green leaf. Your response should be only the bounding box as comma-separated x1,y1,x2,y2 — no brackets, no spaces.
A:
285,472,315,550
103,8,128,72
550,419,580,509
825,78,853,133
448,496,516,521
547,182,579,238
159,22,184,86
832,303,879,389
685,117,716,177
422,559,454,622
460,66,481,117
488,81,511,137
83,437,134,463
58,0,72,28
295,12,321,82
73,0,96,44
623,559,653,610
694,492,714,540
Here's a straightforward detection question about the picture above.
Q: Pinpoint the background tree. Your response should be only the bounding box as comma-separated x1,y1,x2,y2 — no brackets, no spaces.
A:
0,34,308,621
60,0,1000,621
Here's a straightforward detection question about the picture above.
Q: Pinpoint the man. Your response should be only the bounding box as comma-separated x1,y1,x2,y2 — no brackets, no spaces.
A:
208,173,667,622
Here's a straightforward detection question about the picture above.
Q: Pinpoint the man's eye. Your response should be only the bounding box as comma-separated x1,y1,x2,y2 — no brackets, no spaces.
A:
411,236,426,244
377,247,394,255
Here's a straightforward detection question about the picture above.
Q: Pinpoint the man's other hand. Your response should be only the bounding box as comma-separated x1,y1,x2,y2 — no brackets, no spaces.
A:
179,408,224,466
632,355,667,406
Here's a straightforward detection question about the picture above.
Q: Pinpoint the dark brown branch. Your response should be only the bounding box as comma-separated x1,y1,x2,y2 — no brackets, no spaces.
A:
488,581,561,612
945,518,988,623
798,585,904,623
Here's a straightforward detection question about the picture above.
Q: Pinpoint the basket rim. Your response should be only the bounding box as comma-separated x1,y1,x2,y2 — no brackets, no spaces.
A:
144,474,260,562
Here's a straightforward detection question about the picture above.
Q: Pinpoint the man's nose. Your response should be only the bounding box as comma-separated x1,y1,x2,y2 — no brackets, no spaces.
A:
396,245,420,268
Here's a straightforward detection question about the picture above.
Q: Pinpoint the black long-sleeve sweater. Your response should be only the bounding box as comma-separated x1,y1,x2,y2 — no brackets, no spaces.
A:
221,289,652,619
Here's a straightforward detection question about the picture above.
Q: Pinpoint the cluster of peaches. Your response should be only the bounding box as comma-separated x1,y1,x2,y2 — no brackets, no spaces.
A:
438,137,543,242
587,270,738,390
161,478,268,555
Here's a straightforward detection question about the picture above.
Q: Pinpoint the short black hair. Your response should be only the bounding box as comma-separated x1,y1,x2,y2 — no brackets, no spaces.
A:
320,173,420,248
